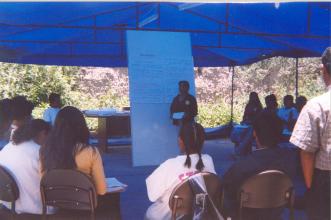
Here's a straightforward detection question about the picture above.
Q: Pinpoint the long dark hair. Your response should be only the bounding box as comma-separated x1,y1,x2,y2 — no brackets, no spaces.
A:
40,106,90,173
248,92,263,110
179,122,205,171
12,119,50,145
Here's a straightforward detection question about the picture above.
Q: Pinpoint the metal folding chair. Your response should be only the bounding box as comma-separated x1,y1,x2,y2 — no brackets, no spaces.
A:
40,169,97,220
169,172,223,220
238,170,295,220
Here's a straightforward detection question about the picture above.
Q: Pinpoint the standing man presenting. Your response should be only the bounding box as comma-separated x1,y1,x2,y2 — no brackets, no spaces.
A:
43,93,62,126
290,47,331,220
170,81,198,126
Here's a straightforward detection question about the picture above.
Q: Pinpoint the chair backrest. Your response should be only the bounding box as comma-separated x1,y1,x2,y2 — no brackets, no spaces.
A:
169,172,222,218
0,165,19,204
40,169,97,212
239,170,294,209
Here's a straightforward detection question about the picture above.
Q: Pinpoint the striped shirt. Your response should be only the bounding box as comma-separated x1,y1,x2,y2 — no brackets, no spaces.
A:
290,86,331,170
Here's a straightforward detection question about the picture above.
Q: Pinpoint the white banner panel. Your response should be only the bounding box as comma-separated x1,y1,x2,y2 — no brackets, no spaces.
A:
127,30,195,166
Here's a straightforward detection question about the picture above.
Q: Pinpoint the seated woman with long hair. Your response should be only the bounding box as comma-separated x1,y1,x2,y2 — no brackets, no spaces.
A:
0,119,51,214
145,122,216,220
40,106,107,196
242,92,263,125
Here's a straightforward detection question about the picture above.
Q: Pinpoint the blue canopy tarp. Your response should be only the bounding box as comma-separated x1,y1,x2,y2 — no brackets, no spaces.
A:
0,2,329,67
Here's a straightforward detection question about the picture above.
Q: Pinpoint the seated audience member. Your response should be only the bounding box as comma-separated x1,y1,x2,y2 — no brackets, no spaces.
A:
222,111,296,220
10,96,34,139
43,93,61,126
145,122,216,220
232,92,263,157
40,106,108,209
295,95,307,113
0,98,13,149
242,92,263,125
264,94,278,113
0,119,51,214
277,95,298,134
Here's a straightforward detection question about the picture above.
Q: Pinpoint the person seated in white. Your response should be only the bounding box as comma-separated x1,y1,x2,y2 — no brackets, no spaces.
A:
145,122,216,220
43,93,61,126
277,95,298,134
0,119,53,214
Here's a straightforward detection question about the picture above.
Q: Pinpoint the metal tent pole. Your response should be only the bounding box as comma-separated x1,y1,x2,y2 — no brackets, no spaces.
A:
230,66,235,124
295,58,299,98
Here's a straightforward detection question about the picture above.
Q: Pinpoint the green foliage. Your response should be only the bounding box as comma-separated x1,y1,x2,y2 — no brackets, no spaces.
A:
0,63,80,105
196,57,325,128
197,101,240,127
0,56,326,130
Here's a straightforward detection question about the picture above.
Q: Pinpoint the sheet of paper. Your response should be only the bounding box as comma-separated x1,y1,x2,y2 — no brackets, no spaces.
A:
172,112,184,120
106,177,127,188
106,177,127,193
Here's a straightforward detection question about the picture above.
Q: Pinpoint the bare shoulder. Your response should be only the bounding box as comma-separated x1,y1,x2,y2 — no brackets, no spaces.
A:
76,144,99,157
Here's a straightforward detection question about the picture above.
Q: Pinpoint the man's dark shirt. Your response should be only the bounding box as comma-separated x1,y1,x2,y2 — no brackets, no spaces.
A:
170,94,197,124
222,147,297,220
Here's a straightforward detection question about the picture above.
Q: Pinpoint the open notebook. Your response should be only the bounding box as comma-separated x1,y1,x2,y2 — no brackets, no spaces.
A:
106,177,128,193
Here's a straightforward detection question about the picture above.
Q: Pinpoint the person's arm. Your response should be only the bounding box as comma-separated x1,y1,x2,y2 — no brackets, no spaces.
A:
43,109,51,123
191,96,198,117
300,150,315,189
91,148,107,195
184,96,198,120
170,97,177,117
146,161,168,202
290,102,320,188
287,109,298,131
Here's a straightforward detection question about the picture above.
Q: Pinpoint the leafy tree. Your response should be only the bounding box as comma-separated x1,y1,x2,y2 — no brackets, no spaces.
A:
0,63,80,105
0,56,325,128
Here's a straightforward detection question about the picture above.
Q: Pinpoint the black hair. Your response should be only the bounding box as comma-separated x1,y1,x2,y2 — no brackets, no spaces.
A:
253,110,283,148
11,96,34,121
40,106,90,173
248,92,263,110
321,47,331,75
178,80,190,88
49,93,60,104
12,119,50,145
265,94,278,110
179,122,205,171
295,96,307,112
283,95,294,103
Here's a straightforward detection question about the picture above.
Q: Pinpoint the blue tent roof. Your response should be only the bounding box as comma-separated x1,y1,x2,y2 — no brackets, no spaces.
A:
0,2,330,67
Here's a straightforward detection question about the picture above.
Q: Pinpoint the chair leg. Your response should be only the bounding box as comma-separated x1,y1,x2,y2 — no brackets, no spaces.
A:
289,189,295,220
10,212,15,220
10,202,15,220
